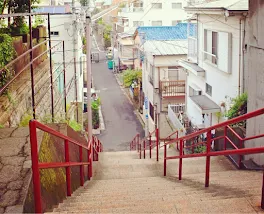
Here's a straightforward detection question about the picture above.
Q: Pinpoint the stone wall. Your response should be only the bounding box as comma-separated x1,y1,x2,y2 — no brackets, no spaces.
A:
0,59,65,127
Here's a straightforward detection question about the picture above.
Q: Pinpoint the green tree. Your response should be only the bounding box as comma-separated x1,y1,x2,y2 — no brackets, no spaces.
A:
79,0,90,6
1,0,40,30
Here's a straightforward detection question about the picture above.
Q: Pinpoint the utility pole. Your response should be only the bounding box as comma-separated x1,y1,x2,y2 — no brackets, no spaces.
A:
86,13,92,141
72,0,79,122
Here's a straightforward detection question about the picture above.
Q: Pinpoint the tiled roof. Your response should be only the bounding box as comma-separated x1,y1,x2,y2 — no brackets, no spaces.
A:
135,23,196,42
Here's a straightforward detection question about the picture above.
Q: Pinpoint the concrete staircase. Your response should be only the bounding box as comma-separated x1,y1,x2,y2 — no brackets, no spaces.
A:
48,149,263,213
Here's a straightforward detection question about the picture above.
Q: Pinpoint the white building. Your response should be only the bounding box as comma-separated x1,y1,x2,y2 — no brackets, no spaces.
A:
35,6,85,115
118,0,189,31
133,25,189,134
179,0,248,129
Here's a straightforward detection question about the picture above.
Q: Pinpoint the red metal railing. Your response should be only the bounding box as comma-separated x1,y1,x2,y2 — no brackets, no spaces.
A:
163,108,264,209
29,120,103,213
130,129,159,161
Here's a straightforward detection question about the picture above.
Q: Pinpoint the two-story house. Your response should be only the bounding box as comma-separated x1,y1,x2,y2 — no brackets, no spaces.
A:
133,24,196,134
178,0,248,132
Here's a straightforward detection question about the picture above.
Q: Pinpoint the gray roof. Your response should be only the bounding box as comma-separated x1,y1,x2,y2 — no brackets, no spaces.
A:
144,40,188,56
190,95,220,114
185,0,248,11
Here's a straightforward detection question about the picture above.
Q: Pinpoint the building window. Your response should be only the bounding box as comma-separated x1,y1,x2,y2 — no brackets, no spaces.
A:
172,3,182,9
206,83,212,96
133,21,144,27
168,66,180,80
152,3,162,9
149,64,154,85
149,102,154,121
152,21,162,26
51,31,59,36
203,29,232,73
189,86,202,97
204,29,218,65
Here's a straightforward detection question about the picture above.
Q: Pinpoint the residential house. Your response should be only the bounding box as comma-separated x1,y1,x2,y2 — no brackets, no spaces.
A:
178,1,248,132
117,30,136,69
245,0,264,166
133,24,193,133
118,0,189,32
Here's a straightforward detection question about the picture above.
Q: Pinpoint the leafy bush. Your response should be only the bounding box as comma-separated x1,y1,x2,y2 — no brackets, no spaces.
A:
68,120,82,131
226,93,247,120
91,100,100,129
19,113,33,127
123,69,142,87
0,34,16,67
33,15,45,28
194,145,206,153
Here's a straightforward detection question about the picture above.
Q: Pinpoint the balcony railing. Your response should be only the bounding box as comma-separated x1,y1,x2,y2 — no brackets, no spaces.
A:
168,104,186,138
160,80,185,97
188,37,197,62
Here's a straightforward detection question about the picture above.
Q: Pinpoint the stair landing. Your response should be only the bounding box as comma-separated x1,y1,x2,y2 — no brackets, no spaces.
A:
48,150,264,213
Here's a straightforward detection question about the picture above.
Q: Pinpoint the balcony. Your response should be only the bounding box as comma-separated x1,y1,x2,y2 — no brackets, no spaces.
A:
188,37,197,63
160,80,185,98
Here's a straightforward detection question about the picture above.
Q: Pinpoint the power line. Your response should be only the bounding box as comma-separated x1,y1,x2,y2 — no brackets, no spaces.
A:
182,0,241,30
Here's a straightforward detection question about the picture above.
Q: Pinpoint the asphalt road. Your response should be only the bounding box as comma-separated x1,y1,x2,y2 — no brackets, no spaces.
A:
92,60,144,151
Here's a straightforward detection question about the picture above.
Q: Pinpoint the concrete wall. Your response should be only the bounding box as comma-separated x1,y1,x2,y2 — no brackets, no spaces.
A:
245,0,264,165
186,14,246,128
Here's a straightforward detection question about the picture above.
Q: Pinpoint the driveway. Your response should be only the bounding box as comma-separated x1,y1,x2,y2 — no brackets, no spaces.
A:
92,61,144,151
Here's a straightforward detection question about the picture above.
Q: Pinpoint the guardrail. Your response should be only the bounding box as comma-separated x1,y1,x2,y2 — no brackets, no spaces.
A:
29,120,103,213
163,108,264,209
130,129,159,161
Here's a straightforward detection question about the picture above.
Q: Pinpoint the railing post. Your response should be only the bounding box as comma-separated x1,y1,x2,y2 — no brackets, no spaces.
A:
143,140,146,159
64,139,71,196
137,134,140,152
79,146,84,186
156,128,159,162
179,139,183,180
224,126,227,150
139,144,141,159
149,134,152,159
205,131,211,187
88,138,93,179
239,139,243,169
164,144,167,176
29,121,42,213
261,170,264,209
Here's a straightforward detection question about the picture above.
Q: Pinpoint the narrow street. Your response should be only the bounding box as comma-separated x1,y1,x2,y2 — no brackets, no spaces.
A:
92,59,144,151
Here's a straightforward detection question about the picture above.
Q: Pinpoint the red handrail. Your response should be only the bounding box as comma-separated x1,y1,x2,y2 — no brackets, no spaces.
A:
130,129,159,161
163,108,264,209
29,120,103,213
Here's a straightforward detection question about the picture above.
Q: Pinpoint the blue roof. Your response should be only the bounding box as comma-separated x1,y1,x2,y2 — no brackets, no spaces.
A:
136,23,197,41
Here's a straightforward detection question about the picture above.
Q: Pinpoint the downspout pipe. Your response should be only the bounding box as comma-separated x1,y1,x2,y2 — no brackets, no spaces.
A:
197,14,199,63
242,14,247,94
238,18,242,96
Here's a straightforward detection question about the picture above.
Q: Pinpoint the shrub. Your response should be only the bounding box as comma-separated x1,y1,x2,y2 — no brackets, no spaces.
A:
0,34,16,67
91,101,100,129
194,145,206,153
123,69,142,88
68,120,82,131
19,113,33,127
226,93,247,120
